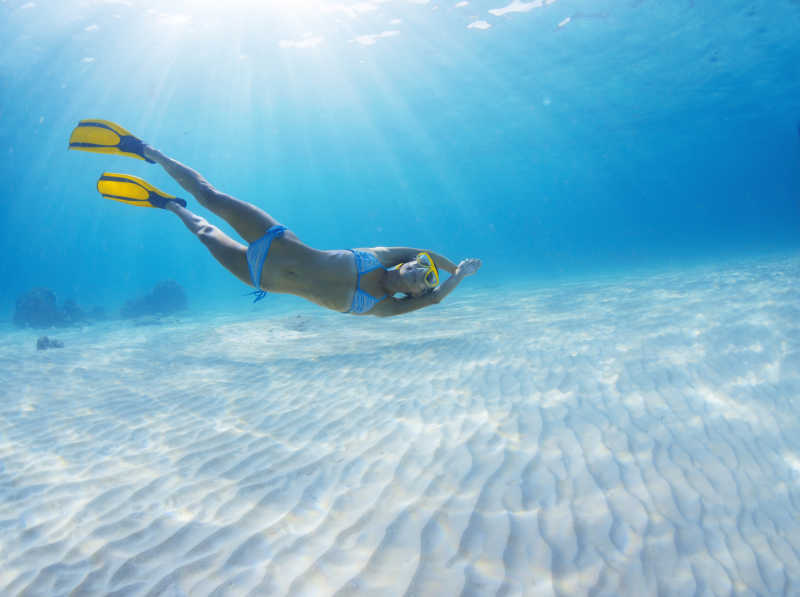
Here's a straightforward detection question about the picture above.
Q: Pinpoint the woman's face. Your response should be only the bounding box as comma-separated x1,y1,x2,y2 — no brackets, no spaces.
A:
398,260,432,297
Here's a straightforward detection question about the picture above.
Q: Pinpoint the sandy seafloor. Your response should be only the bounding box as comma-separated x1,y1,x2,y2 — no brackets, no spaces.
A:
1,254,799,597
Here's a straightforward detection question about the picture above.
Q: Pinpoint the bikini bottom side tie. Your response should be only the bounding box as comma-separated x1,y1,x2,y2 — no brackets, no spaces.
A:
245,225,288,302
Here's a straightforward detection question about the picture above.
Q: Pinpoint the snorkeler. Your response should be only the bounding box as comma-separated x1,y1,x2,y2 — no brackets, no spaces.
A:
69,119,481,316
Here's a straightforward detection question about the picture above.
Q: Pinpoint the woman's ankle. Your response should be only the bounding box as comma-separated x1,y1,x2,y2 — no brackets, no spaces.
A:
143,144,161,163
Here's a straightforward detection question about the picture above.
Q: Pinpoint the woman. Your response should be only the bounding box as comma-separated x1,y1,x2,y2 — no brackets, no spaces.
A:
69,119,481,317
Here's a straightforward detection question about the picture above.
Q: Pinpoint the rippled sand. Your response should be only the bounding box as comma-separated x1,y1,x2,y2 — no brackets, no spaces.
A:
2,255,799,596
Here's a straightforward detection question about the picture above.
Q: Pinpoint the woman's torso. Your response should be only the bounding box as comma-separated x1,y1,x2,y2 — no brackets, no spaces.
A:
259,233,386,313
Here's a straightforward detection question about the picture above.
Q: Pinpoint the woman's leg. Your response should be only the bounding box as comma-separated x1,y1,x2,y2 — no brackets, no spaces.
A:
144,145,279,244
165,202,253,287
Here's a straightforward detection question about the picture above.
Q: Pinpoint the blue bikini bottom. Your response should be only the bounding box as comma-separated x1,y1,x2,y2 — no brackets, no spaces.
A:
246,225,287,302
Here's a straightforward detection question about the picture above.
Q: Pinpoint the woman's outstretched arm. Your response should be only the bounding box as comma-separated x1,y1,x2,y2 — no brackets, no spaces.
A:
371,246,458,274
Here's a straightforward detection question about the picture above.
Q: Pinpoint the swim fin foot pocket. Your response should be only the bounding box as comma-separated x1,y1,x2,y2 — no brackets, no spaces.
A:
68,119,155,163
97,173,187,209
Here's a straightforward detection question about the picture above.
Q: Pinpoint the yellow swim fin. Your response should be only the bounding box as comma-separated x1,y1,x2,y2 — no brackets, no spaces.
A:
69,119,154,163
97,173,186,209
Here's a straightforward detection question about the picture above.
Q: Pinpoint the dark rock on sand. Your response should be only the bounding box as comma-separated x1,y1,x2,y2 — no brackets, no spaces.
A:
14,288,106,328
14,288,64,328
121,280,188,319
37,336,64,350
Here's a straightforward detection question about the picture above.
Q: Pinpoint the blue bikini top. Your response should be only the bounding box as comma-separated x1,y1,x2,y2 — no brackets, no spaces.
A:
347,250,388,314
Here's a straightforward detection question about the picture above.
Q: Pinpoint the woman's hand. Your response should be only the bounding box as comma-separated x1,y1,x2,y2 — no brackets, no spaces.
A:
456,258,481,277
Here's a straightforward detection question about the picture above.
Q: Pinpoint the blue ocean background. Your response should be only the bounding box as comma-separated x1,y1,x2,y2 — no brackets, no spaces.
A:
1,0,798,318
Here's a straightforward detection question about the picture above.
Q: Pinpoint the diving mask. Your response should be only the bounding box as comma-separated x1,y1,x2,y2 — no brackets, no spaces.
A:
415,252,439,288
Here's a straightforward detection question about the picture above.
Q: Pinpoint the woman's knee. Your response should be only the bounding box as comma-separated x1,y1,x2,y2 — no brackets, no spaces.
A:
196,222,222,245
192,182,219,205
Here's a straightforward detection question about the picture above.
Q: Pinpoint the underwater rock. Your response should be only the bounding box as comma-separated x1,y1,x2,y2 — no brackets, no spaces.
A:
14,288,64,328
36,336,64,350
62,299,87,326
121,280,188,319
13,288,103,328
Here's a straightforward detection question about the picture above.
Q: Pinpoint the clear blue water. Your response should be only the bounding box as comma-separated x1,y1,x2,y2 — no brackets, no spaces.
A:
1,0,799,317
